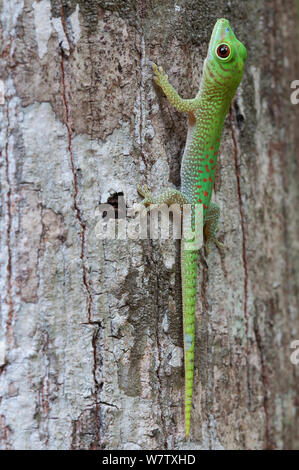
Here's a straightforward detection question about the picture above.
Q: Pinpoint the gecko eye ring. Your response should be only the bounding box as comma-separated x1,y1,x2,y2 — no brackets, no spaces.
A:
216,43,231,60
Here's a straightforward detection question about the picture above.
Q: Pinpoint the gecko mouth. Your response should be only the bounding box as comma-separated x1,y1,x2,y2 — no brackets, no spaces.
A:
210,18,232,44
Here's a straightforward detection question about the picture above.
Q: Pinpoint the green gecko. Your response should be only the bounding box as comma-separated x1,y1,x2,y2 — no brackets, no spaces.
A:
138,18,247,439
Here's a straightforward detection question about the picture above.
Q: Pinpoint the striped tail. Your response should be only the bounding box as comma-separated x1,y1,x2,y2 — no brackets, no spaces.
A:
181,245,198,439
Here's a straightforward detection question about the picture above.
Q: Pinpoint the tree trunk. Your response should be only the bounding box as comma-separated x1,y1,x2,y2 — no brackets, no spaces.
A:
0,0,298,450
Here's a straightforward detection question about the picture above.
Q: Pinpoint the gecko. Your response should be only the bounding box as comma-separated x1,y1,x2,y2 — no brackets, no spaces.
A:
137,18,247,439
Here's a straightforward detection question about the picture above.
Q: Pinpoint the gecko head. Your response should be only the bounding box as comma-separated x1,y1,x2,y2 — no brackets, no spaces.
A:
203,18,247,96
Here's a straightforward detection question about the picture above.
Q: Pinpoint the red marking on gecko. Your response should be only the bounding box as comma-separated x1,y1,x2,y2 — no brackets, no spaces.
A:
198,170,203,173
212,165,216,170
203,191,208,197
197,185,202,188
210,159,214,164
214,151,218,156
209,177,213,182
188,111,196,126
203,178,208,182
205,165,210,172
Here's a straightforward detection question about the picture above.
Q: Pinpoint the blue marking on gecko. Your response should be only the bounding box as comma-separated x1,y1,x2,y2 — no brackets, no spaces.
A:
185,333,193,351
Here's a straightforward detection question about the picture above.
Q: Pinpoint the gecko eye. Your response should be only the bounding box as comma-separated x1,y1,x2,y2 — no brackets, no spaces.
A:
216,43,231,60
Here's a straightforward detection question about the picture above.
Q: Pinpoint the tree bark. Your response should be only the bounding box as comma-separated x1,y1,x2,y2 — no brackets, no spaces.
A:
0,0,298,450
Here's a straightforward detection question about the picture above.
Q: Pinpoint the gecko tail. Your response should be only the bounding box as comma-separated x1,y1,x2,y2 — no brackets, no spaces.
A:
181,246,198,440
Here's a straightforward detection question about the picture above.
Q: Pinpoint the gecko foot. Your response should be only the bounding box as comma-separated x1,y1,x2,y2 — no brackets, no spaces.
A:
137,184,152,199
213,236,225,252
204,236,225,257
137,184,155,211
153,63,168,88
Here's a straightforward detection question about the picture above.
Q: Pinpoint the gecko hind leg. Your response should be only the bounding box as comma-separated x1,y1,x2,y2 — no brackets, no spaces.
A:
204,202,224,256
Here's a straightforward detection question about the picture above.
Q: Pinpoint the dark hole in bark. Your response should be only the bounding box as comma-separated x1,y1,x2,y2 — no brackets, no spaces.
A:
102,192,125,219
234,100,245,128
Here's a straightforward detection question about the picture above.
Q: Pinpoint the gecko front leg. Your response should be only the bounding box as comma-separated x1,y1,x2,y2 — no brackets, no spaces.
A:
153,63,199,113
138,185,190,208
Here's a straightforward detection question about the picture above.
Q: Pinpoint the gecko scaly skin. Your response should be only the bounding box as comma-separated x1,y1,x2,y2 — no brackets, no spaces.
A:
138,19,247,439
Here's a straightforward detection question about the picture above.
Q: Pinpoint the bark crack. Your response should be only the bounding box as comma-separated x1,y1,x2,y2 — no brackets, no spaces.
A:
60,48,102,448
87,32,96,140
199,252,212,447
60,48,93,323
135,33,148,174
91,323,102,448
229,104,251,403
253,314,272,449
4,102,14,346
60,5,74,53
150,241,168,449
